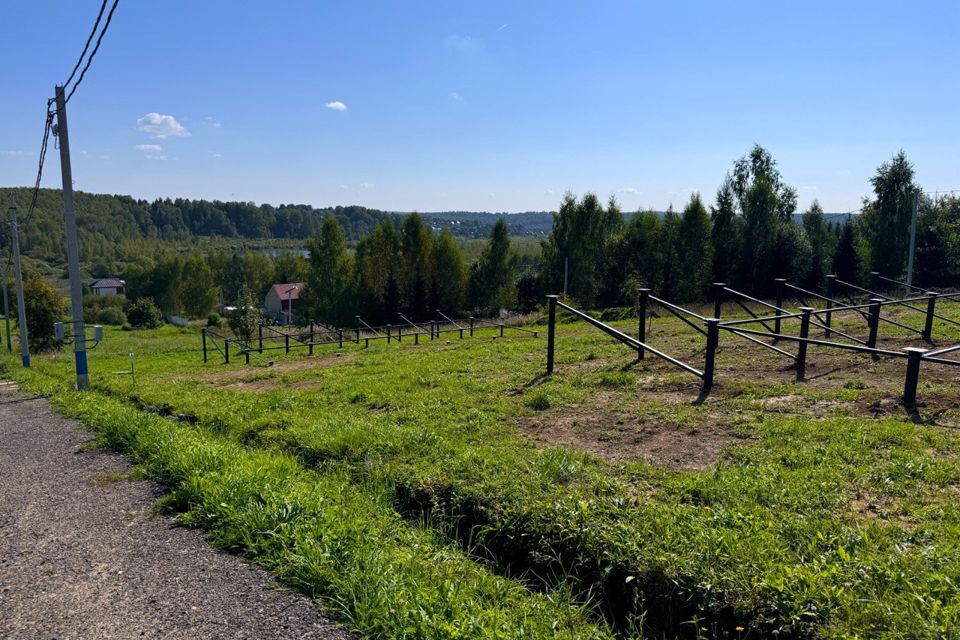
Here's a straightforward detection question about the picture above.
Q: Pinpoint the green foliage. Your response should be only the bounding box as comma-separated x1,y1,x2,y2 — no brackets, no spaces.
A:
23,274,66,353
468,218,517,311
802,201,835,290
206,313,222,328
675,193,713,301
227,285,261,344
431,229,468,313
126,298,163,329
858,151,916,277
541,193,623,306
304,215,356,326
180,252,219,319
832,222,861,283
97,306,127,326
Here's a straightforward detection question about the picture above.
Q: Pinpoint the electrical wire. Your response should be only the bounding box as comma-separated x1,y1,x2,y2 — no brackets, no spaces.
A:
63,0,109,90
64,0,120,104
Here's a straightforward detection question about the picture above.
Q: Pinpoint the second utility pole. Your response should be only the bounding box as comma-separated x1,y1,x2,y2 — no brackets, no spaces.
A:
9,204,29,367
53,85,89,390
1,261,11,353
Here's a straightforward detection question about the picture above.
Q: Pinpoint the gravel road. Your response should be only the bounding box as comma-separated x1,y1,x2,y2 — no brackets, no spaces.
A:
0,380,350,640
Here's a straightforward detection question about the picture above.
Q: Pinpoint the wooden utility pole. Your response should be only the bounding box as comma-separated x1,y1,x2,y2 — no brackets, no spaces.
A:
9,204,29,367
53,85,89,389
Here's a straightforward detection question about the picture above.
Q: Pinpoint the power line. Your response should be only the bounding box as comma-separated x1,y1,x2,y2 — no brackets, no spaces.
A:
63,0,109,89
64,0,120,104
19,102,55,231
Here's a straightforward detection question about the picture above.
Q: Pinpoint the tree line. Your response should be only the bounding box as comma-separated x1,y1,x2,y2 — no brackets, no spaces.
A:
7,145,959,335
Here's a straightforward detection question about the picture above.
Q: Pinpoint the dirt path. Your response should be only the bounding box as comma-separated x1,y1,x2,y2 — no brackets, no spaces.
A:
0,380,350,640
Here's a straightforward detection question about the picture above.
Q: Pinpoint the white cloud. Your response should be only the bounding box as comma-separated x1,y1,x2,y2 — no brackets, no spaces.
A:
496,23,509,32
212,153,222,158
137,113,190,139
338,184,350,190
444,35,483,53
544,189,554,196
204,116,222,128
4,150,35,157
359,182,375,190
618,187,641,195
135,144,166,160
448,91,464,103
325,101,347,111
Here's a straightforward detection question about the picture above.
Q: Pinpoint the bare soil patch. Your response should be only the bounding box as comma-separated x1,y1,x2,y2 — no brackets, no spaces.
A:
195,352,355,387
519,408,751,470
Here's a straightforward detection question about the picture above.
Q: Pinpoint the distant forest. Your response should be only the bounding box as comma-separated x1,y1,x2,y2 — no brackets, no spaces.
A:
2,145,959,330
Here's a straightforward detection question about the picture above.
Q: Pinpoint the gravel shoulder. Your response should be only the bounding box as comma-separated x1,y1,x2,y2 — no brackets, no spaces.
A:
0,380,350,640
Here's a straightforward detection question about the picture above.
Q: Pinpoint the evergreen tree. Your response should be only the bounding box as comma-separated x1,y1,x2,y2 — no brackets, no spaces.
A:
615,210,665,303
398,213,435,319
710,178,742,286
676,193,713,301
180,252,219,318
304,215,355,326
355,220,401,323
832,223,861,284
858,150,917,277
431,229,467,314
801,201,834,290
468,218,515,311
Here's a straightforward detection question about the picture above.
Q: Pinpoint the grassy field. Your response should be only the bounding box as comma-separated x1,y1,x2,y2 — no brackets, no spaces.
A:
3,297,960,639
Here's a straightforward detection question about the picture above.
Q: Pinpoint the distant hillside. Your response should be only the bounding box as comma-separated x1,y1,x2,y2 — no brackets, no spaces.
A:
419,211,555,237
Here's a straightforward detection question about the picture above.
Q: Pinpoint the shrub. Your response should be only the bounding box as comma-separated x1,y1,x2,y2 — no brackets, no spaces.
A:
227,285,261,343
126,298,163,329
206,313,222,328
97,307,127,326
24,274,67,353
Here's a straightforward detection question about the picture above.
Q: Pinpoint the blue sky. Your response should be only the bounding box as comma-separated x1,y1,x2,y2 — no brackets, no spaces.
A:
2,1,958,213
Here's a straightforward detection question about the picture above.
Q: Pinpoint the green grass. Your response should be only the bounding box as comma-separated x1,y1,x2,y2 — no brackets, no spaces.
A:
4,299,960,638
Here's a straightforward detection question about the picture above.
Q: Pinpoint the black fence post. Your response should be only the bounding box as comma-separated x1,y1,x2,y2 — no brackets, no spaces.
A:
499,323,504,337
258,325,263,353
774,278,787,336
870,271,881,293
796,307,813,381
546,295,558,374
245,347,250,365
224,339,230,365
430,320,436,340
637,288,650,361
902,347,926,409
469,317,475,336
414,332,419,345
387,324,392,344
202,328,208,363
866,298,882,359
355,316,362,344
824,275,836,337
308,334,314,356
338,329,344,349
310,322,315,345
285,334,290,353
398,324,403,342
703,318,720,389
711,282,726,319
923,292,938,342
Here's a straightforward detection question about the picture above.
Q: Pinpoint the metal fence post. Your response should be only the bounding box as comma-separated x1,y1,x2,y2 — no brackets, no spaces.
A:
387,324,392,344
245,347,250,365
711,282,726,319
923,292,937,342
460,327,464,339
774,278,787,336
546,295,558,374
499,323,504,337
285,334,290,353
469,317,475,336
870,271,881,293
431,320,436,340
258,325,263,353
338,329,344,349
309,322,315,345
202,328,208,363
703,318,720,389
398,324,403,342
637,288,649,361
414,332,419,345
824,275,836,337
902,347,927,409
867,298,882,359
796,307,813,381
356,316,362,344
224,339,230,364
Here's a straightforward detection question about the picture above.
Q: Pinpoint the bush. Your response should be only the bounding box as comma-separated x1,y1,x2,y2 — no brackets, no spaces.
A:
97,307,127,326
206,313,222,328
24,274,67,353
126,298,163,329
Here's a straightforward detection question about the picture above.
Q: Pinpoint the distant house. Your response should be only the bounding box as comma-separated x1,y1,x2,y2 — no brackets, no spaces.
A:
90,278,125,296
264,283,305,324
